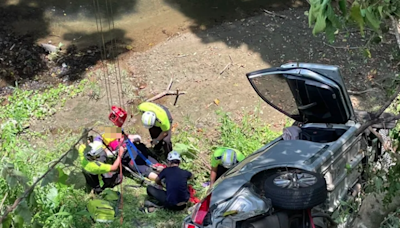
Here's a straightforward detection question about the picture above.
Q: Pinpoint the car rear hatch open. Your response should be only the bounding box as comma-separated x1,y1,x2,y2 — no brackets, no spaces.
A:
246,63,355,124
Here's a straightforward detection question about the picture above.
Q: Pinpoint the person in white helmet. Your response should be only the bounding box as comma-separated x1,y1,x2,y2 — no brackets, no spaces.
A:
209,147,245,188
143,151,193,213
137,101,173,158
78,141,124,194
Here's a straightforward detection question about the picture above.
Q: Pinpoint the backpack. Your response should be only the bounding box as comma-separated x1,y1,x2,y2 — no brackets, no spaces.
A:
87,190,121,223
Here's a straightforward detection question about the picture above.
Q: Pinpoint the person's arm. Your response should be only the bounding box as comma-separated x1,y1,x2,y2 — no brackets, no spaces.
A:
110,146,124,171
152,113,170,144
210,166,218,188
155,177,163,186
154,131,168,142
187,171,194,180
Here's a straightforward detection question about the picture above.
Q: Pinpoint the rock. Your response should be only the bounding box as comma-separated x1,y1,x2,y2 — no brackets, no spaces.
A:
40,43,59,53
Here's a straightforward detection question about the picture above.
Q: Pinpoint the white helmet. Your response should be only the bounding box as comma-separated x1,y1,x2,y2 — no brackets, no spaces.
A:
221,149,237,169
88,141,104,157
141,111,156,129
167,151,181,161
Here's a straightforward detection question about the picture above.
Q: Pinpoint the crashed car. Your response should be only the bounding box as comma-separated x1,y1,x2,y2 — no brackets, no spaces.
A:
182,63,396,228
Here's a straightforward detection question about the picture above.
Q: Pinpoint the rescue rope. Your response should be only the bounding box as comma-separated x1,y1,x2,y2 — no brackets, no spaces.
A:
105,0,125,110
93,0,113,110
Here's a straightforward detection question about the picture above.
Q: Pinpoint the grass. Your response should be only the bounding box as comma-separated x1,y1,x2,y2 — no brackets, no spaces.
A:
0,72,282,227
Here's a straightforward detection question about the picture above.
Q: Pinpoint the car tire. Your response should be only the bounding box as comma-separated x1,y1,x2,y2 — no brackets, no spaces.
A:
263,170,328,210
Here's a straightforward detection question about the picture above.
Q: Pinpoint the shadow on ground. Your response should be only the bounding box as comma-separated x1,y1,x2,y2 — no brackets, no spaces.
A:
162,0,399,110
0,0,136,89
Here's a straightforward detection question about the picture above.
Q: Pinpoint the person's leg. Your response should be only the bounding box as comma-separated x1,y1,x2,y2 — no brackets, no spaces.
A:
83,171,103,194
149,127,163,151
166,204,187,211
102,172,122,189
139,166,159,181
215,165,229,181
162,128,173,154
146,185,167,206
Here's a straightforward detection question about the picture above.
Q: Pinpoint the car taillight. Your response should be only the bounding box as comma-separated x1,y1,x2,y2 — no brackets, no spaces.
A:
192,193,212,225
184,224,199,228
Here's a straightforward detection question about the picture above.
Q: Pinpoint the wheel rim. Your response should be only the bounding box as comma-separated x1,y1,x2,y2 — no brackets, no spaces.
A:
273,171,317,189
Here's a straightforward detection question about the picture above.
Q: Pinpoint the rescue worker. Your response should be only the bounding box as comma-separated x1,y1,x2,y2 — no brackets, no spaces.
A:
138,101,173,157
210,147,245,188
142,151,193,213
79,140,124,194
94,126,162,182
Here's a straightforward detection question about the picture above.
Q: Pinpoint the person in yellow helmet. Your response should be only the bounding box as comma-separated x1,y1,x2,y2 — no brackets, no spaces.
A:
138,102,173,158
209,147,245,188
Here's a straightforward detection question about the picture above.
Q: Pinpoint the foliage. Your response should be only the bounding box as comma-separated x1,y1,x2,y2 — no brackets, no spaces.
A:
380,207,400,228
0,82,90,228
217,109,281,156
308,0,400,42
0,78,280,227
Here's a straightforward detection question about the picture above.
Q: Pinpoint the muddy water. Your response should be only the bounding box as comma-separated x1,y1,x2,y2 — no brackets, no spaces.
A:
7,0,305,52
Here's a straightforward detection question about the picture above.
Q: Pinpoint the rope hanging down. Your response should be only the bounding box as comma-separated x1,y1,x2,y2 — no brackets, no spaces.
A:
93,0,125,111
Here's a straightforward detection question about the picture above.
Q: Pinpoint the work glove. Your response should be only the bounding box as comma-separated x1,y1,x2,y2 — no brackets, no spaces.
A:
151,139,160,146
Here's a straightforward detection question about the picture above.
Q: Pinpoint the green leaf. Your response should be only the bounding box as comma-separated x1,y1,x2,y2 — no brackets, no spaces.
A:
28,191,37,208
61,148,79,166
2,214,12,228
47,186,59,204
173,143,190,154
57,167,68,186
325,21,336,43
65,170,86,189
6,176,18,188
374,176,383,191
363,48,372,58
313,14,327,35
365,10,381,31
15,200,32,224
339,0,347,16
350,3,365,36
378,6,384,18
326,4,342,28
13,215,24,228
41,168,59,187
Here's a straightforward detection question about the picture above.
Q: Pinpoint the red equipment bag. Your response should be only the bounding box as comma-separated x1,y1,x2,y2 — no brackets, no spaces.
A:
109,106,127,127
188,185,200,204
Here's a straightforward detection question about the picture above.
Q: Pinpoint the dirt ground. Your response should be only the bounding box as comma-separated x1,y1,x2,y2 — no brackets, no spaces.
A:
30,7,399,142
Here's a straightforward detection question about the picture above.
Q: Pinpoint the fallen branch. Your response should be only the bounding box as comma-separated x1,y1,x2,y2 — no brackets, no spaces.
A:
356,113,400,136
146,78,186,102
323,42,361,50
347,88,377,95
0,192,8,210
262,9,287,19
220,55,233,75
0,129,90,224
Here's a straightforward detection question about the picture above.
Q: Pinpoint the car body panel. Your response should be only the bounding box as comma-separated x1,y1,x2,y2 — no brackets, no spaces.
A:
246,63,355,124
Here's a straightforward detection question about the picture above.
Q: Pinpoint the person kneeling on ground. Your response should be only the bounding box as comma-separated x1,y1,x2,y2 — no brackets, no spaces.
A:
79,140,124,195
138,101,174,158
143,151,193,213
209,147,245,188
95,126,161,182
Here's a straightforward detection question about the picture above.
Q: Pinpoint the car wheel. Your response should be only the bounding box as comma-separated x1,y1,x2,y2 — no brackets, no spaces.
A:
263,170,328,210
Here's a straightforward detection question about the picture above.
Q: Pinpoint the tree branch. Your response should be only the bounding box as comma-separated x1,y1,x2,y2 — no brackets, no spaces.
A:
0,129,90,224
356,113,400,136
146,78,186,103
389,15,400,51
